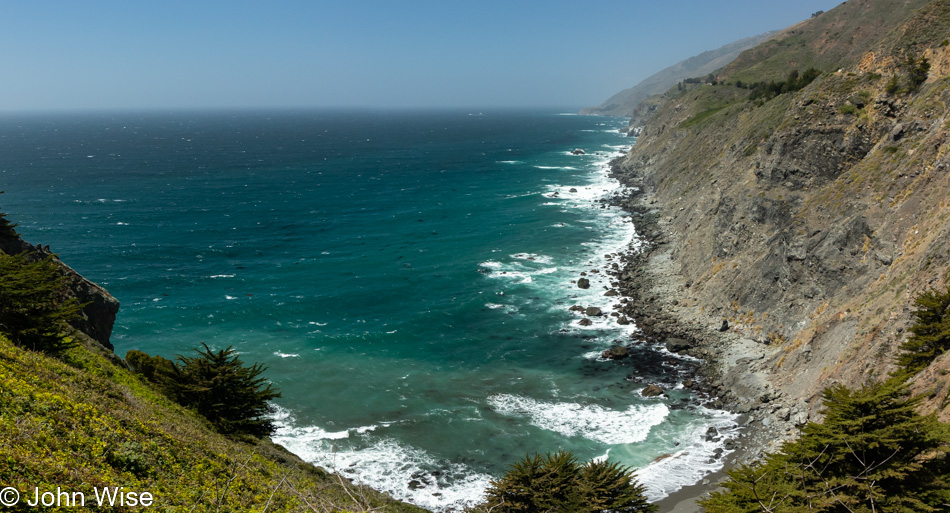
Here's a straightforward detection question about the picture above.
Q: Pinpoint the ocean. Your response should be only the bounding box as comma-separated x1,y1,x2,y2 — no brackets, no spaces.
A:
0,110,738,511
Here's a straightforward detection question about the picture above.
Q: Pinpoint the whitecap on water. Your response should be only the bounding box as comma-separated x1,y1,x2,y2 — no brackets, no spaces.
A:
487,394,669,445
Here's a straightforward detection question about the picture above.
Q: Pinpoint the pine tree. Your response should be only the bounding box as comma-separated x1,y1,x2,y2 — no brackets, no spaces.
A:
577,459,654,513
482,450,656,513
0,252,82,353
0,191,18,238
162,344,281,437
897,286,950,375
701,378,950,512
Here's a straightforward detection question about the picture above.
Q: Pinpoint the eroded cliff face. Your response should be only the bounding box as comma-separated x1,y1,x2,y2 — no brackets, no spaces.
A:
0,232,119,350
614,0,950,432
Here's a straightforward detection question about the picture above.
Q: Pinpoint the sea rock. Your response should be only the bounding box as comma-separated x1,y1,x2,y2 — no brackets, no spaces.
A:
604,289,619,296
571,148,586,155
617,316,630,325
666,337,691,352
719,319,729,332
569,305,586,313
577,278,590,289
569,188,578,193
585,307,602,316
602,346,628,360
641,384,664,397
578,318,593,327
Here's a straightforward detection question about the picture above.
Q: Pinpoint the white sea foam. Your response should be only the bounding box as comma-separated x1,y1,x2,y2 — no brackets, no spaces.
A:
274,351,300,358
209,274,236,278
273,408,492,512
510,253,553,265
487,394,669,445
534,165,579,170
495,160,523,165
636,409,741,501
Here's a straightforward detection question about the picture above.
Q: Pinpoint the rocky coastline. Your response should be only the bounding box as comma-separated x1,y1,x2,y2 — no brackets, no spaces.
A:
599,157,813,509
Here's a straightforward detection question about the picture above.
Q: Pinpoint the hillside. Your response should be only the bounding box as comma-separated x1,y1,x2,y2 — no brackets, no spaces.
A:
612,0,950,464
0,227,425,512
581,32,775,119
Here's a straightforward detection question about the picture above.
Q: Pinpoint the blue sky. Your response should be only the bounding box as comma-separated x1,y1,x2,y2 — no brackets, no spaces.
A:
0,1,843,111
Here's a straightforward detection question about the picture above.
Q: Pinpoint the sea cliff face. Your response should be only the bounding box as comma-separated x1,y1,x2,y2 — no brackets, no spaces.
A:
611,0,950,457
0,231,119,350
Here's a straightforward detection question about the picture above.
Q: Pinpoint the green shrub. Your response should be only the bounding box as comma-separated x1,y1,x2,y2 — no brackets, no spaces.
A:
839,104,859,115
0,252,82,353
479,450,655,513
701,379,950,512
746,68,821,102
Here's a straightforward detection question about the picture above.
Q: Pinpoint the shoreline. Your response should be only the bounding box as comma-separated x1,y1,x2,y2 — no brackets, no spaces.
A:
604,156,804,510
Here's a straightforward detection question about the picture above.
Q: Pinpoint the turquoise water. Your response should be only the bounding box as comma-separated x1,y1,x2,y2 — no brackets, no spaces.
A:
0,110,737,510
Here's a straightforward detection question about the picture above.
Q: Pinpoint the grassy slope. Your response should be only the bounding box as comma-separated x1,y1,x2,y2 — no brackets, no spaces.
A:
721,0,932,83
0,334,427,512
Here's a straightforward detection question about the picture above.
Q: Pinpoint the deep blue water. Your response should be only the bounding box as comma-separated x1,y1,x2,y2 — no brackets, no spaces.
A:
0,110,737,510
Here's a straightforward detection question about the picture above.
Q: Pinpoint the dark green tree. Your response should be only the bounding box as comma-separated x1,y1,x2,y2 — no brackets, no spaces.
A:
0,191,18,238
577,459,654,513
701,378,950,512
482,450,656,513
907,56,931,92
897,286,950,375
167,344,281,437
126,349,177,387
0,252,82,353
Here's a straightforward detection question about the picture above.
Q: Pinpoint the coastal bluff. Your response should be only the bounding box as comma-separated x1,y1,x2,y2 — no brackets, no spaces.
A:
0,229,119,350
610,0,950,464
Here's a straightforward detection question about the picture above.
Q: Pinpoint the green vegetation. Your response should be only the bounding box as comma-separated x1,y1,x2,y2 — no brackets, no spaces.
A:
680,106,728,128
897,286,950,376
0,198,17,237
0,334,424,512
838,104,859,115
0,252,83,354
742,68,822,102
700,379,950,512
128,344,281,437
887,56,932,95
0,207,423,511
475,451,656,513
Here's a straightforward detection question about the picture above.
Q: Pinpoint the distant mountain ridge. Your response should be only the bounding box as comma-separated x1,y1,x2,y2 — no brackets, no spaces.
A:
580,31,777,118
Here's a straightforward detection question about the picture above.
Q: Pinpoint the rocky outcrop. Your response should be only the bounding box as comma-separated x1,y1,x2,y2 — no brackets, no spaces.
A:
1,232,119,350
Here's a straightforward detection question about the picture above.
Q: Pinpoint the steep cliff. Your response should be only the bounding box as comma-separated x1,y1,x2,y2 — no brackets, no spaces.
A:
614,0,950,446
0,229,120,350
